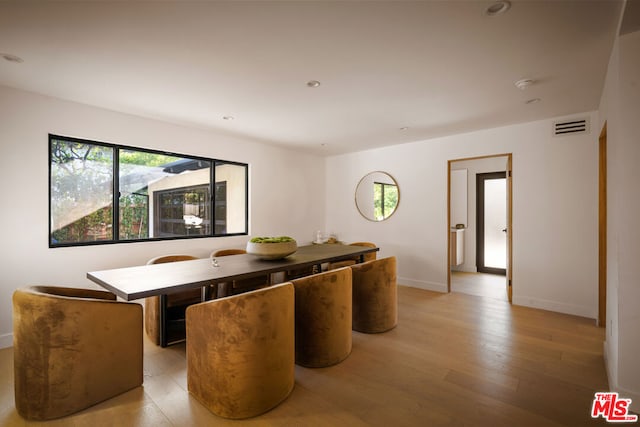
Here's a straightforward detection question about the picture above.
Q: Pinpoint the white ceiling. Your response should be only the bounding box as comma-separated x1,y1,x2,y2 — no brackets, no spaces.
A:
0,1,623,156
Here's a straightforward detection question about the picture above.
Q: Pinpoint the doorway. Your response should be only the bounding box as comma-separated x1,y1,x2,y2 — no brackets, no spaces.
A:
447,154,513,302
476,172,507,275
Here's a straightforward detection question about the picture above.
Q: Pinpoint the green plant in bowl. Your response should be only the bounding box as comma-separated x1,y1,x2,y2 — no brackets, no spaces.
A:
247,236,297,260
250,236,295,244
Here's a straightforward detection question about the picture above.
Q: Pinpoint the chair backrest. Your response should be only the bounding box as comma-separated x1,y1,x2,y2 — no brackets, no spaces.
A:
350,256,397,333
144,254,200,346
185,282,295,419
211,248,246,257
147,254,198,265
26,285,117,301
13,286,143,420
291,267,352,367
211,249,270,296
350,242,377,262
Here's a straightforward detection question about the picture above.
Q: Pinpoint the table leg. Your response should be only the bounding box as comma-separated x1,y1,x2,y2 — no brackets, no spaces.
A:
159,294,167,347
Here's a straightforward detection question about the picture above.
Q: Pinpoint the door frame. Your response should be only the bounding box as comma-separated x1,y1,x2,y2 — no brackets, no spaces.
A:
476,171,507,275
598,123,607,327
447,153,513,302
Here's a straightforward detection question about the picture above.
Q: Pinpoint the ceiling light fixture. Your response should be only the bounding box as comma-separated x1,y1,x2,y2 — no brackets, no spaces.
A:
400,127,409,131
222,115,234,121
485,1,511,16
1,53,24,63
307,80,321,88
514,78,535,90
525,98,541,104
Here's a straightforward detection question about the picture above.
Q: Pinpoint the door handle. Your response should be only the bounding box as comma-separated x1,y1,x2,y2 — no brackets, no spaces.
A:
502,228,507,233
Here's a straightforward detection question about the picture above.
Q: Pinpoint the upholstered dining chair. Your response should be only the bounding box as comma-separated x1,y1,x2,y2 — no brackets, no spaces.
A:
145,254,202,346
12,286,143,421
327,241,378,270
186,282,295,419
210,249,271,297
350,256,398,333
290,267,352,367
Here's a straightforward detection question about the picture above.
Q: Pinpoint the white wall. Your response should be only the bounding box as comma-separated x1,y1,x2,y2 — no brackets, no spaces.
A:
599,27,640,411
326,113,599,319
0,85,326,348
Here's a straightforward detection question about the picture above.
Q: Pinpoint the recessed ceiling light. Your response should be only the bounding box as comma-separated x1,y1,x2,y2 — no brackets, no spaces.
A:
307,80,321,88
525,98,541,104
515,78,535,90
222,115,234,121
485,1,511,16
1,53,24,63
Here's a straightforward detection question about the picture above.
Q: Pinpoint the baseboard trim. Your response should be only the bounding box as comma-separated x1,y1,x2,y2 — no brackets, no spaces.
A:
604,340,612,390
398,277,447,293
611,382,640,414
0,333,13,349
512,295,595,319
604,341,640,413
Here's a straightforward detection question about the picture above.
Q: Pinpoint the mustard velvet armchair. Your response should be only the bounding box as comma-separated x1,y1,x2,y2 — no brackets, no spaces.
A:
291,267,352,367
350,256,398,333
186,282,295,419
144,254,202,346
327,241,377,270
210,249,271,297
12,286,143,421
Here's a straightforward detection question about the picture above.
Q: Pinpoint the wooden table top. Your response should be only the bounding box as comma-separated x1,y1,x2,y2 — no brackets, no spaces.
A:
87,243,378,301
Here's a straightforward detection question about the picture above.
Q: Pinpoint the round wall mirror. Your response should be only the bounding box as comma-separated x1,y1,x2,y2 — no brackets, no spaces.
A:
355,171,400,221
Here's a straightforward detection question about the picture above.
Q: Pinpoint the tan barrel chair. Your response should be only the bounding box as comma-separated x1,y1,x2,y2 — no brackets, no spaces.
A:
12,286,143,421
350,256,398,333
210,249,271,297
291,267,352,367
186,282,295,419
144,254,203,346
327,241,377,270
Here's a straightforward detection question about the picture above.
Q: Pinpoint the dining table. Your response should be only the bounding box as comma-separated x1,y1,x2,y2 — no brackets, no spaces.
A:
87,243,379,346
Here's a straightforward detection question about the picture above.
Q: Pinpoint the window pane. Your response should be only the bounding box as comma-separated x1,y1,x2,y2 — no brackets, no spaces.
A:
120,150,212,238
215,161,247,234
50,134,248,247
374,182,383,220
384,184,398,217
50,138,114,245
484,178,507,269
373,181,397,221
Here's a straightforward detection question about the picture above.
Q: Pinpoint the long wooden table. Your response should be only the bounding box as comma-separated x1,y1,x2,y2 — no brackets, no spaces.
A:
87,244,379,346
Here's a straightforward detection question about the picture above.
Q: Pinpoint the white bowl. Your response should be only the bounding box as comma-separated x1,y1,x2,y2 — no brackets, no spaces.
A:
246,240,297,260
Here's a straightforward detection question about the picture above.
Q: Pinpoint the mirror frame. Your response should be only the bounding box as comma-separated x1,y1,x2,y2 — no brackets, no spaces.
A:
354,171,400,222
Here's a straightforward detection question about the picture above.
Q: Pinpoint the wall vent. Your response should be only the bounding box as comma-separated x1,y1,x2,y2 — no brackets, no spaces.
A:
553,118,589,136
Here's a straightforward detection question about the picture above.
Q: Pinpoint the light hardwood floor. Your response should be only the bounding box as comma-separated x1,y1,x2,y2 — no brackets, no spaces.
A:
451,271,508,301
0,286,611,426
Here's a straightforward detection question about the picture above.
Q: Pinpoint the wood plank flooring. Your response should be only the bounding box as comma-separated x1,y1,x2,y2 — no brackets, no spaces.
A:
451,271,508,301
0,286,610,426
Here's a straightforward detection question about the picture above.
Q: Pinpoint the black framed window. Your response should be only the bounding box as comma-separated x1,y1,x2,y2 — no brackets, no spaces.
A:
49,134,248,247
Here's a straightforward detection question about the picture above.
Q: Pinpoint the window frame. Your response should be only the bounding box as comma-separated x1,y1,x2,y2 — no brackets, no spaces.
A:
48,134,249,248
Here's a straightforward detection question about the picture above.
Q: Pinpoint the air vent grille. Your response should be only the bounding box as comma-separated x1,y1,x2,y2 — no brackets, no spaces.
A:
553,118,589,136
